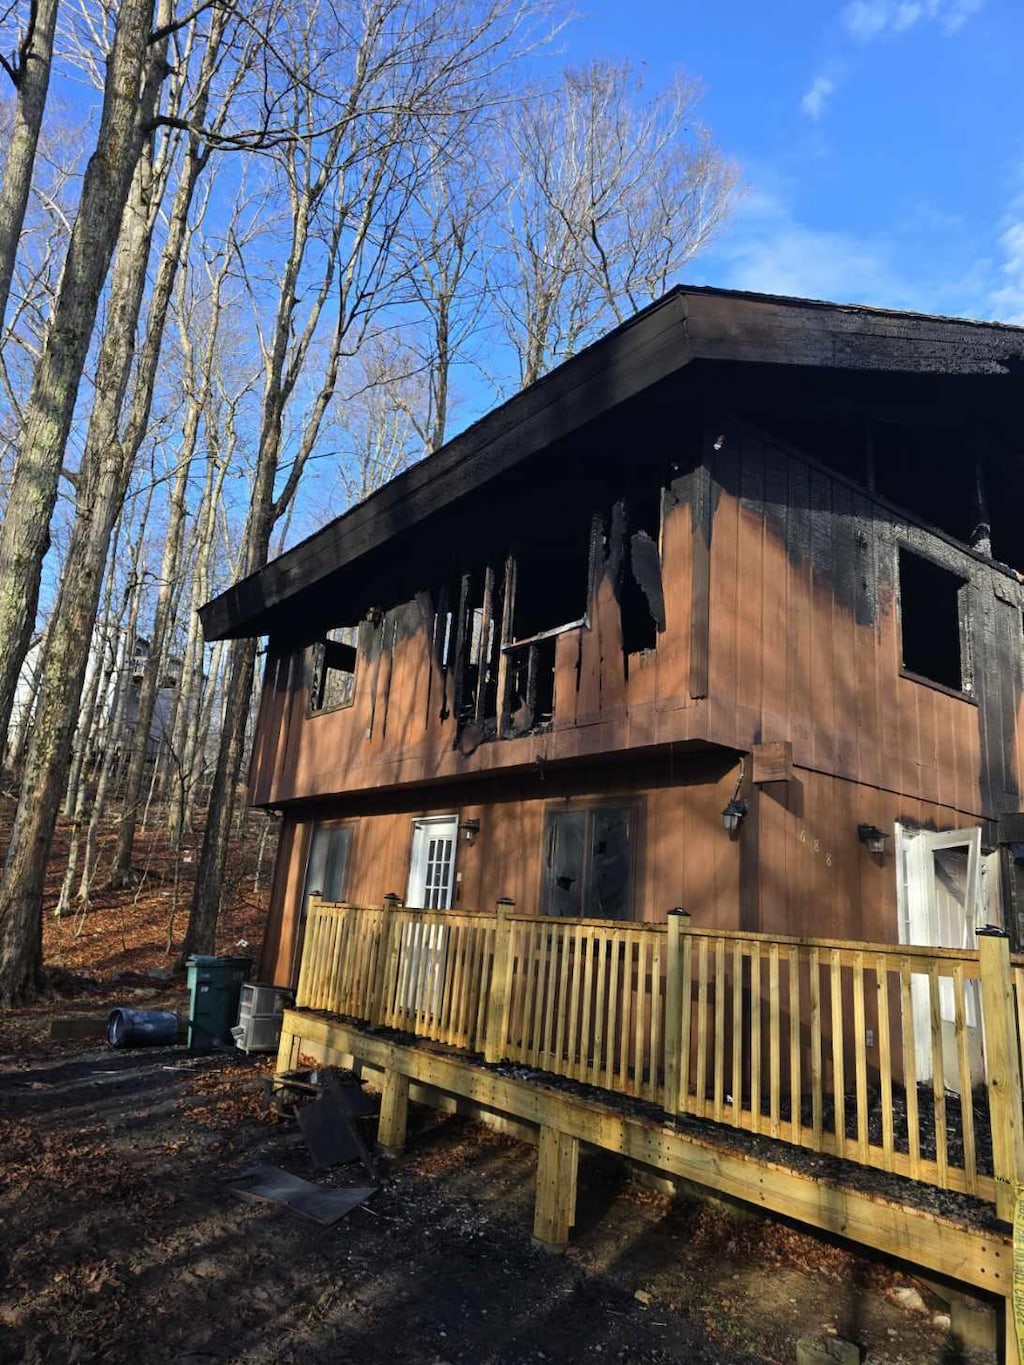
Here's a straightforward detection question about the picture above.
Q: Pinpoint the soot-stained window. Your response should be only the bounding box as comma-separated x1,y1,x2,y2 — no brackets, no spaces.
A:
309,626,358,713
542,806,634,920
898,548,968,693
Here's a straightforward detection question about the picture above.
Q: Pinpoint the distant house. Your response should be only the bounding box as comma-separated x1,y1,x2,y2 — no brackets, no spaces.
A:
201,286,1024,995
98,635,181,767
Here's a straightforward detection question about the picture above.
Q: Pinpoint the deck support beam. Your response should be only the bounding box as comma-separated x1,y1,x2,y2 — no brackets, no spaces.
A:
533,1125,579,1252
377,1066,411,1155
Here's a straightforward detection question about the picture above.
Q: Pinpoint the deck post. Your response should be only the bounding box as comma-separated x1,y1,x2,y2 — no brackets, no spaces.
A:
484,898,515,1064
377,1064,411,1156
532,1124,579,1252
978,929,1024,1224
663,909,691,1114
371,894,402,1025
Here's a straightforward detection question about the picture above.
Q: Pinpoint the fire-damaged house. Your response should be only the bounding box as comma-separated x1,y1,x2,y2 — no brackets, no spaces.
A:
201,285,1024,991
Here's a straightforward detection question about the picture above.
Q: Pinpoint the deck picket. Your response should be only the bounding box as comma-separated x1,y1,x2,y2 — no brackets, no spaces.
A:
953,964,977,1194
875,954,895,1173
853,952,868,1164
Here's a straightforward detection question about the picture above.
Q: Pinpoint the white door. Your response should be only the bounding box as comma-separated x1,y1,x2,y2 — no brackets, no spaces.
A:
406,816,458,909
895,823,985,1090
403,817,458,1018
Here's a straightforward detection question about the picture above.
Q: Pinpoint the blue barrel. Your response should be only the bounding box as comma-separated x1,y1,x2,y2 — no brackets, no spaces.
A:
106,1008,180,1048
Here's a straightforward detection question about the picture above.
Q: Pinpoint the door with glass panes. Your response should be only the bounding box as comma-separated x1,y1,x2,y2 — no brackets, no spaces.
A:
293,822,353,984
403,816,457,1014
895,823,992,1091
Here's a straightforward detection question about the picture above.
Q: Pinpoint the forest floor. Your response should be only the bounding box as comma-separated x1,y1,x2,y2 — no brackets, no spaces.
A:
0,799,1002,1365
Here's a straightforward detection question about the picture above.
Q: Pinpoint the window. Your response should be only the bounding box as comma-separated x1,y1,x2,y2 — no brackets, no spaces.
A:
303,822,353,904
898,548,969,693
309,626,357,713
542,806,634,920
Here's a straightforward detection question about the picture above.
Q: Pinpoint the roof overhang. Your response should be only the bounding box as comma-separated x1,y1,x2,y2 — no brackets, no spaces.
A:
200,285,1024,642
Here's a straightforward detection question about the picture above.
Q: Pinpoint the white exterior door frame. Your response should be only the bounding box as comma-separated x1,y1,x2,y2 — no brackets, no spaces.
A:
406,814,459,910
895,822,984,1090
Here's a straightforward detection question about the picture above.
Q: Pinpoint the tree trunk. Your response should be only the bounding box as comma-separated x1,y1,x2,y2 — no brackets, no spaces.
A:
63,521,122,816
0,0,163,749
0,143,158,1005
0,0,59,335
180,633,257,958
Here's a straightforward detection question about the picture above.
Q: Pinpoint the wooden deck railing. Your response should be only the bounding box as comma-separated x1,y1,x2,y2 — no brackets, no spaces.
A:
294,897,1024,1215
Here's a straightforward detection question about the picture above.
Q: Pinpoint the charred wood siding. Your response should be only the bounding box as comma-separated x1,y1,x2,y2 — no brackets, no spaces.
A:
248,414,1024,831
702,416,1024,820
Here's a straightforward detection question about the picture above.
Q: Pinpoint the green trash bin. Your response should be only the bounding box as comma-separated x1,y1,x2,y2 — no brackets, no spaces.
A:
185,955,252,1050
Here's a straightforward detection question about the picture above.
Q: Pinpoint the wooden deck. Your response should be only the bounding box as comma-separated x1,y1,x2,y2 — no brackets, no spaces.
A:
282,897,1024,1360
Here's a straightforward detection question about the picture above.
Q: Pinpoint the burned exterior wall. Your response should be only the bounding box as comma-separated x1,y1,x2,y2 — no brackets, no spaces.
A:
249,381,1024,975
699,414,1024,820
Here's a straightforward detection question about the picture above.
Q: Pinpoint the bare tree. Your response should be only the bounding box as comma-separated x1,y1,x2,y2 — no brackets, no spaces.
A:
0,0,171,757
183,0,552,959
0,0,59,336
496,60,739,387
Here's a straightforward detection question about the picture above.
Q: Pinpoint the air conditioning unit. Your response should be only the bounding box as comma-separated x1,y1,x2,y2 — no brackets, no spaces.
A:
231,983,293,1054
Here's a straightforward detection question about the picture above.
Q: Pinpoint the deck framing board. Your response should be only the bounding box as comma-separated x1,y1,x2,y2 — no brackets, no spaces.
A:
281,1009,1011,1298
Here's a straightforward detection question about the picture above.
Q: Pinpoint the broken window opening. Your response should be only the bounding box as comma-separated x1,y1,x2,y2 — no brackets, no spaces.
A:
504,634,556,736
542,805,634,920
898,548,969,693
308,625,358,713
605,493,666,667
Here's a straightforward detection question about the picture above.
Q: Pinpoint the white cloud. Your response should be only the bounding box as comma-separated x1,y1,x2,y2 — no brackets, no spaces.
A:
991,220,1024,324
800,74,837,119
842,0,983,40
702,191,912,306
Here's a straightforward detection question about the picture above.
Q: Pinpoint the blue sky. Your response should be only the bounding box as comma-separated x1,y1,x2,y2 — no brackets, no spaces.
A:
560,0,1024,321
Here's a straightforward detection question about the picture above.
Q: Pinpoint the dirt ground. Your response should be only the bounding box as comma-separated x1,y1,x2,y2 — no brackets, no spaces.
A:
0,1007,1001,1365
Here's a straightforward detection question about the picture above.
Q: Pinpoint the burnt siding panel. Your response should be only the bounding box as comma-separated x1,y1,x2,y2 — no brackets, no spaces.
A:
809,468,837,776
785,449,814,769
852,491,881,791
707,422,742,745
761,437,791,746
737,426,767,742
987,592,1021,814
829,478,859,781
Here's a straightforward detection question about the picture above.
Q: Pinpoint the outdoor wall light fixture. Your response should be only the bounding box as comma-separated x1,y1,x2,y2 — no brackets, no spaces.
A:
857,823,889,855
721,799,748,835
459,818,481,845
721,757,747,836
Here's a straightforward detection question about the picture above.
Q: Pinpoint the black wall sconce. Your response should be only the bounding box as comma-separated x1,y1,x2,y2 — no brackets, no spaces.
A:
722,757,747,836
722,799,748,835
459,818,481,845
857,823,889,855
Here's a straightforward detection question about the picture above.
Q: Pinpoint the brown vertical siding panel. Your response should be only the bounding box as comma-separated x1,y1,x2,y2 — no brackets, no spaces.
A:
553,628,583,730
575,574,608,723
247,650,278,805
258,814,296,983
276,819,313,988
